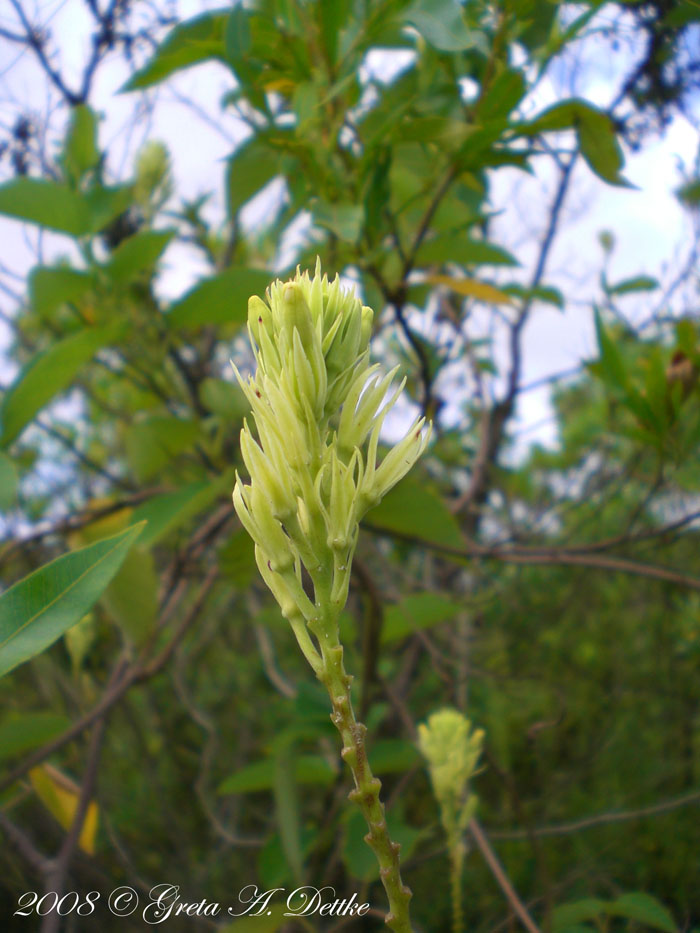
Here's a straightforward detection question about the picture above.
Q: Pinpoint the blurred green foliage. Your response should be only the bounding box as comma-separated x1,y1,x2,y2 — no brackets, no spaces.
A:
1,0,700,930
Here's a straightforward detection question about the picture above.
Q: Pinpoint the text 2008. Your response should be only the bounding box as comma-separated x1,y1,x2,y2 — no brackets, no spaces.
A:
14,891,100,917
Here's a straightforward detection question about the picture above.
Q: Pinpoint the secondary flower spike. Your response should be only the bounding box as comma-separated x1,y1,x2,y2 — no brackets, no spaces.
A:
232,261,430,638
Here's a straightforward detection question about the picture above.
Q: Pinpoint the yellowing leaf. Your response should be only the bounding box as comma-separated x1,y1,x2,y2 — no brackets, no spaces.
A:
67,498,133,549
426,274,513,304
29,763,99,854
263,77,295,94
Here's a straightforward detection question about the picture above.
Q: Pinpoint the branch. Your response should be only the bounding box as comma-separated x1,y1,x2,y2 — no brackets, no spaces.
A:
363,523,700,593
488,786,700,840
469,818,543,933
454,152,577,521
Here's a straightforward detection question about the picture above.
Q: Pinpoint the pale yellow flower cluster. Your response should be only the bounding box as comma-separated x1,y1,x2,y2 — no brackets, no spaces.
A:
232,261,429,637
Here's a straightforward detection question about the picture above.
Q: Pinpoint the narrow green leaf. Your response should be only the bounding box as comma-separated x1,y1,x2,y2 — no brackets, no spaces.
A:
593,309,628,391
0,452,18,509
62,105,99,182
199,378,248,419
607,893,676,933
312,201,364,243
218,754,335,794
381,592,462,644
606,891,678,933
417,234,519,267
101,547,158,646
503,282,564,308
29,266,94,317
226,138,280,216
0,325,122,448
121,11,229,91
0,523,145,679
0,712,71,763
403,0,486,52
607,275,659,296
106,229,175,282
218,527,257,588
480,67,527,119
366,476,464,549
0,178,130,236
273,746,304,884
132,479,228,547
167,267,271,330
124,416,200,482
576,107,629,188
553,900,607,932
518,99,629,187
369,739,421,773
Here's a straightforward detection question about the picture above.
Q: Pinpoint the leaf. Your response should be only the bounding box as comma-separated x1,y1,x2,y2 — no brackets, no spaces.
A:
29,266,94,317
0,325,122,448
381,592,462,644
552,899,608,931
293,81,319,129
106,229,175,282
219,527,257,589
577,108,630,188
426,274,514,304
607,893,676,933
0,451,18,509
0,178,130,236
132,479,228,547
369,739,421,773
0,523,144,679
167,266,271,330
218,754,336,794
199,378,248,419
312,201,364,243
607,275,659,296
480,67,527,120
403,0,485,52
29,764,98,854
101,547,158,646
417,234,518,267
594,309,628,391
676,178,700,208
124,416,200,482
518,99,629,186
226,138,280,216
121,11,229,91
366,476,464,549
502,282,564,308
62,105,99,182
317,0,351,64
273,745,303,884
0,712,70,763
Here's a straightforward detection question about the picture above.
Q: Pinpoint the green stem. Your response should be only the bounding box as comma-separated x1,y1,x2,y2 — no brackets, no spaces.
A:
313,629,414,933
449,838,464,933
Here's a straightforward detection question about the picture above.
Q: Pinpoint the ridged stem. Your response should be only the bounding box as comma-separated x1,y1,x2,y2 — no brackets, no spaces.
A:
310,627,414,933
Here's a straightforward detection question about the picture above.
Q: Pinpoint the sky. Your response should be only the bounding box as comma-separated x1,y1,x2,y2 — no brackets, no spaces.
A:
0,0,698,463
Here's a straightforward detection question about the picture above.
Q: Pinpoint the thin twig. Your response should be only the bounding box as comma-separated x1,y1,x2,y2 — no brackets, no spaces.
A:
469,818,543,933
